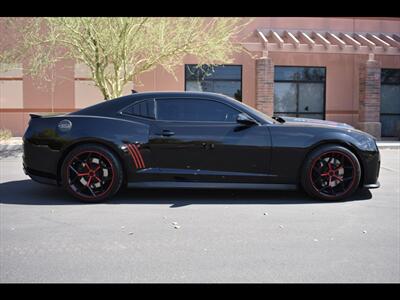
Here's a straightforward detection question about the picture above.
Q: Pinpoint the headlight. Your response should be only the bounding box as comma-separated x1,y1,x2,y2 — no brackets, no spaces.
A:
362,138,377,151
355,135,378,151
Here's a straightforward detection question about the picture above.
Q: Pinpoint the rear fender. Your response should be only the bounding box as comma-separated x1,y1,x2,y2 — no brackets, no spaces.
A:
23,114,149,181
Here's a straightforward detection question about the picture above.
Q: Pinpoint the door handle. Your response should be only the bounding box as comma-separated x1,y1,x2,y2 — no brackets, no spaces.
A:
201,142,215,150
160,130,175,137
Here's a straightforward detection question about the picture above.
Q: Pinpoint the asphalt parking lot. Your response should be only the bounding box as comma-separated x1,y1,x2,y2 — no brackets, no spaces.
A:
0,149,399,283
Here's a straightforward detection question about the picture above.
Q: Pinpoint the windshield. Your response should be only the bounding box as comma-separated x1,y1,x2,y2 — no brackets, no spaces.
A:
232,99,276,124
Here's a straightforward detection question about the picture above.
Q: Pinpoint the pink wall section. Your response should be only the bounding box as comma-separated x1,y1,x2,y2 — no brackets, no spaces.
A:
22,59,75,110
0,112,31,136
1,17,399,136
135,51,257,107
132,17,400,128
134,51,399,127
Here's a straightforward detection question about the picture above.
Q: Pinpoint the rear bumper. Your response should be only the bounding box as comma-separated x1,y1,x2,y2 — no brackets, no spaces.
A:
23,163,58,186
23,138,61,186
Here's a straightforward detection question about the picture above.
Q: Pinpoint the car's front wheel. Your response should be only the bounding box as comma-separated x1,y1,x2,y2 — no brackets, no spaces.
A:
301,145,361,201
61,144,123,203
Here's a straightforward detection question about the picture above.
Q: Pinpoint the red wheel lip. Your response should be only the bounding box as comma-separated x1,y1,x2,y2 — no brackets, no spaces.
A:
66,150,115,200
308,150,357,199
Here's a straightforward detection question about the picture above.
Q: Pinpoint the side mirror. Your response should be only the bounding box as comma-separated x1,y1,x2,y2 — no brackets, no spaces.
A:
236,113,258,126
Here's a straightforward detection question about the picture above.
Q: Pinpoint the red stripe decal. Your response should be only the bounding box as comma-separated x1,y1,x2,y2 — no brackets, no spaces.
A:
133,145,145,169
126,144,139,168
132,144,145,168
128,144,143,169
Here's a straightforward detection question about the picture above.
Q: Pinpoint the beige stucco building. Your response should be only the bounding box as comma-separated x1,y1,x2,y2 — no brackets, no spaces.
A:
1,17,399,138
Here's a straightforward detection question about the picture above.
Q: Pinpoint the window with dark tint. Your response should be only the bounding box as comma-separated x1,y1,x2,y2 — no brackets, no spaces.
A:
274,66,326,120
185,65,242,101
123,99,155,119
381,69,400,137
274,67,326,81
156,98,240,122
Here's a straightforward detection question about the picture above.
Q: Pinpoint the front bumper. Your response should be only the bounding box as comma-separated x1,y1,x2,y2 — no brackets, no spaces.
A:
363,182,380,189
360,149,380,188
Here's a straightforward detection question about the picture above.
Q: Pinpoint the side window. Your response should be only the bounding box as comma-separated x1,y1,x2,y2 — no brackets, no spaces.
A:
156,98,240,122
123,99,155,119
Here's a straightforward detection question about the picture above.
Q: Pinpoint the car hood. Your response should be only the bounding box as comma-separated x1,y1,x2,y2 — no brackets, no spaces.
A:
279,116,354,130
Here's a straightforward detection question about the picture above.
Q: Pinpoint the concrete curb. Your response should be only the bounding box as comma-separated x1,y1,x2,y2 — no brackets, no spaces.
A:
376,144,400,149
0,144,23,159
0,144,22,151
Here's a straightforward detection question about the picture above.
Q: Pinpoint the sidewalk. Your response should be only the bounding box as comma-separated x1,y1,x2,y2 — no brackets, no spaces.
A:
0,137,23,146
0,138,23,158
376,141,400,149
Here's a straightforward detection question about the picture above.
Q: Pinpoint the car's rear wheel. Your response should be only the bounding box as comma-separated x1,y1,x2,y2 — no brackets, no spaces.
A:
301,145,361,201
61,144,123,203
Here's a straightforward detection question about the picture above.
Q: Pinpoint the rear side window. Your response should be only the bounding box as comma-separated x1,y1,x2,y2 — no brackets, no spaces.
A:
156,98,240,122
123,99,155,119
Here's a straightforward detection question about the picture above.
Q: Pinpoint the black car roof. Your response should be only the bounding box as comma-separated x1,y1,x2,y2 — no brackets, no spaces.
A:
127,91,233,102
131,91,225,97
70,91,234,117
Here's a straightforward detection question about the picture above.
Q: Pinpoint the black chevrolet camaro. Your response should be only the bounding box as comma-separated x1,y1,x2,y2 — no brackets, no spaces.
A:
23,91,380,202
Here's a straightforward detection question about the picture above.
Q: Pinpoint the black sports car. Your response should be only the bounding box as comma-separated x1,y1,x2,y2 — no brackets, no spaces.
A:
23,91,380,202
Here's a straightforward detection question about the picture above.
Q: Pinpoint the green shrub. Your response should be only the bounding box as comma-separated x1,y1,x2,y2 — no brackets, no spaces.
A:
0,128,13,141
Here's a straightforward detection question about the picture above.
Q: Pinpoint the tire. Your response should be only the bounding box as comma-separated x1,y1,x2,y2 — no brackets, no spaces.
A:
301,145,361,201
61,144,123,203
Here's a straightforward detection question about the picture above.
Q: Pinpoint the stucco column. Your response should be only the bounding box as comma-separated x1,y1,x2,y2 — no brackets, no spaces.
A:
358,56,381,139
255,55,274,116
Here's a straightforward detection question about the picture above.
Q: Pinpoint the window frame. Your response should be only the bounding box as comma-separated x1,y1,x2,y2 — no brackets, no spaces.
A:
381,68,400,117
184,64,243,102
381,68,400,86
380,68,400,137
154,97,243,124
120,98,157,120
274,65,327,120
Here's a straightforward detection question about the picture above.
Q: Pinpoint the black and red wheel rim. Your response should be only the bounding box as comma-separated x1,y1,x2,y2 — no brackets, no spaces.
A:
66,151,115,200
309,151,357,198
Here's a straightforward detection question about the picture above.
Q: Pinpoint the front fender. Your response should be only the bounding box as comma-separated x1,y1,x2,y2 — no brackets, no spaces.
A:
268,125,375,183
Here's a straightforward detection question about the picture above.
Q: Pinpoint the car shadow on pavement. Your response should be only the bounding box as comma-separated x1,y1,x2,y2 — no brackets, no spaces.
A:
0,179,373,207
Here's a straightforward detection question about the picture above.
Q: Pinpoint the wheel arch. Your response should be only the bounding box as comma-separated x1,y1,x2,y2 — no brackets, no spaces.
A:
56,139,127,186
299,140,365,187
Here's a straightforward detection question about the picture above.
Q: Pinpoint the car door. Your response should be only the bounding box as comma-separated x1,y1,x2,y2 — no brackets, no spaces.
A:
147,98,214,181
197,121,272,183
148,97,272,183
